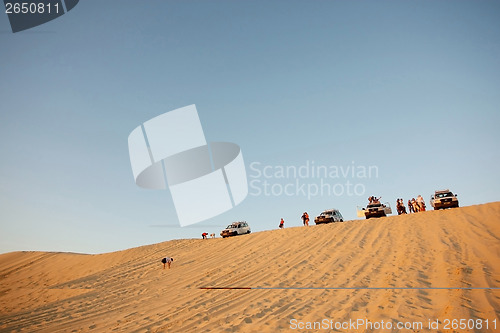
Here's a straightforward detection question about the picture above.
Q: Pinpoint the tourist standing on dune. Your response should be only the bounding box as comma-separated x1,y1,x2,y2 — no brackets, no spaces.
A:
417,195,426,211
279,218,284,229
397,199,407,215
411,198,420,213
301,212,309,226
408,199,414,213
161,257,174,269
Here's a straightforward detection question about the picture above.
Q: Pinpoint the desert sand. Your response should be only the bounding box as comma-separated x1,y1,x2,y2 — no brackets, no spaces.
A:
1,202,499,332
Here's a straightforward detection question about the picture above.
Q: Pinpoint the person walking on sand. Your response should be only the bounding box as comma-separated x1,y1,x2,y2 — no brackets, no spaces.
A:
301,212,309,226
161,257,174,269
279,218,284,229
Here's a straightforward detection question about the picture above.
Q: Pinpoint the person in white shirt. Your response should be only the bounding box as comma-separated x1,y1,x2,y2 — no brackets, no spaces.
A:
417,195,426,211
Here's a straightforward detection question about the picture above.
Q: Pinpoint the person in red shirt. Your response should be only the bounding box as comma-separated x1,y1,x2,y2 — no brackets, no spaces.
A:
301,212,310,226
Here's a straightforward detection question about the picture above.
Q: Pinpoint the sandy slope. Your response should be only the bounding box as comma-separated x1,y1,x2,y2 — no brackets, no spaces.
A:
1,202,499,332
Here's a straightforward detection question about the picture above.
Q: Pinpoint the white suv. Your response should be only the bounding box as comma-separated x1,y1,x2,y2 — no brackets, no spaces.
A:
220,221,251,238
314,209,344,224
430,189,459,210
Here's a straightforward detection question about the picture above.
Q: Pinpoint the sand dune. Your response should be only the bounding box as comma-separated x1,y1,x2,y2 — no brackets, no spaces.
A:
1,202,499,332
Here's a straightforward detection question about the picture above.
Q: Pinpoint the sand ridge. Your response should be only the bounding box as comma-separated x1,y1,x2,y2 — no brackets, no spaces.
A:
1,202,499,332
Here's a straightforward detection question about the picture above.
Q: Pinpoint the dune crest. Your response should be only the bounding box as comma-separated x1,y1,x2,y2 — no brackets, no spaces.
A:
1,202,499,332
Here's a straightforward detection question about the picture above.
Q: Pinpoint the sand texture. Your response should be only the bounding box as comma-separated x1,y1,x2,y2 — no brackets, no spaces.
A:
1,202,499,332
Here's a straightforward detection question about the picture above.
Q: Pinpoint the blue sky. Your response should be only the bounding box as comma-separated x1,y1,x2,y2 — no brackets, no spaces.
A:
1,0,499,254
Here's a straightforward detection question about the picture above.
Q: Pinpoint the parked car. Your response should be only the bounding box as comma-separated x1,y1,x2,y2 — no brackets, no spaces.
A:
357,202,392,219
314,209,344,224
430,189,459,210
220,221,251,238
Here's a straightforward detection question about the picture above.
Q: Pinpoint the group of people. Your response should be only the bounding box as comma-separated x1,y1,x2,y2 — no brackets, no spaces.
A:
166,194,430,268
368,196,382,204
396,195,426,215
279,212,311,229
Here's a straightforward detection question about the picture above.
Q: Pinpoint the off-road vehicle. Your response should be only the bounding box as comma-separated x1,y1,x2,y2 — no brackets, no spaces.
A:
430,189,459,210
220,221,251,238
357,202,392,219
314,209,344,224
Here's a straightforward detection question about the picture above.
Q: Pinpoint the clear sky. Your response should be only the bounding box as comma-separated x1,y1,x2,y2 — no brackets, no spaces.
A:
1,0,499,254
